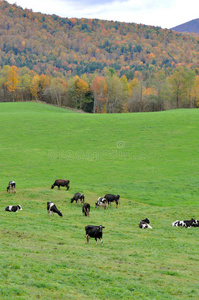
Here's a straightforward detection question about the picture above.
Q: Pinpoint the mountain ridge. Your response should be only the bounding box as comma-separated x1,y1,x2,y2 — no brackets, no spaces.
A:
171,18,199,33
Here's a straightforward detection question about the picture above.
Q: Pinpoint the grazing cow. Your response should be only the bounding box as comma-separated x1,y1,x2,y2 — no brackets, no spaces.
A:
47,201,63,217
7,181,16,193
104,194,120,207
82,203,90,216
51,179,70,190
95,197,108,209
172,218,196,228
139,218,153,229
85,225,105,246
71,192,85,204
4,205,22,212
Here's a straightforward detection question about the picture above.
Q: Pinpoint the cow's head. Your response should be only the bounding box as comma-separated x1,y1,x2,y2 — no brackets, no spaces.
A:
190,218,196,225
98,225,105,232
142,218,150,224
17,205,22,211
51,185,54,189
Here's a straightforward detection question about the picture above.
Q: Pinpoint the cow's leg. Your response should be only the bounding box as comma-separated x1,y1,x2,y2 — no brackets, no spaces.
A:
100,238,103,246
85,234,89,244
58,185,60,190
95,238,97,245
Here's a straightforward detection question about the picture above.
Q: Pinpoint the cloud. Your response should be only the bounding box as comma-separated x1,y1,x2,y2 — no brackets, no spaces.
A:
62,0,127,5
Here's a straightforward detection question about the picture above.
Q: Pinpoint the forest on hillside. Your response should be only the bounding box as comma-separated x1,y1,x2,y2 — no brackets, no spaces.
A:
1,0,199,112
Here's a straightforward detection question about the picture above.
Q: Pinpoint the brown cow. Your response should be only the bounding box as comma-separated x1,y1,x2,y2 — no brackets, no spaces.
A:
51,179,70,190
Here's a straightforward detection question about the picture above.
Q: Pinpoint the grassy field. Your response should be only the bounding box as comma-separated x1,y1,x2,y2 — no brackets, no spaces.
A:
0,102,199,299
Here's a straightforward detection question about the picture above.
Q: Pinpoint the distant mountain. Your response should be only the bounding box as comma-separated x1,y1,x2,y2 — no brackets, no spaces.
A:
171,18,199,33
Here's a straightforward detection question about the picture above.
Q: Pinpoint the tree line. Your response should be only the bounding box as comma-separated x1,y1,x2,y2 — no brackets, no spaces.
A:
0,64,199,113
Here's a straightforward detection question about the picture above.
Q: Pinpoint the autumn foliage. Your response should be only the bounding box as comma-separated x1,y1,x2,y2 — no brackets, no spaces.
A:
1,1,199,112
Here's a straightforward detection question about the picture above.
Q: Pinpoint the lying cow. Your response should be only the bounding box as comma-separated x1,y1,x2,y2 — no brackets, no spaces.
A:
51,179,70,190
192,220,199,227
104,194,120,207
47,201,63,217
71,192,85,204
82,203,90,216
139,218,153,229
7,181,16,193
5,205,22,212
85,225,105,246
172,218,196,228
95,197,108,209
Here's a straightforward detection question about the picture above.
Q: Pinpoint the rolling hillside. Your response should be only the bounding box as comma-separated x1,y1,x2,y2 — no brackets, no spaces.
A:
1,102,199,207
1,0,199,78
0,102,199,299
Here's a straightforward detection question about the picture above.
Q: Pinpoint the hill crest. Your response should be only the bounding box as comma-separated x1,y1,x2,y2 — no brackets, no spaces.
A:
171,18,199,33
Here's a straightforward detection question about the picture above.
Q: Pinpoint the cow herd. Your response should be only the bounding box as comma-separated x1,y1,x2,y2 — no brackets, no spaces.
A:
4,179,199,246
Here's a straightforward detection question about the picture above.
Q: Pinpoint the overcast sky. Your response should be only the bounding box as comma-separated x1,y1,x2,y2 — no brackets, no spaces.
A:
6,0,199,29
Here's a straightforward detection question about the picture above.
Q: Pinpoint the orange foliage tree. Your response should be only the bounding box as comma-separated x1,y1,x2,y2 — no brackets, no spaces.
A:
91,76,107,113
5,66,20,101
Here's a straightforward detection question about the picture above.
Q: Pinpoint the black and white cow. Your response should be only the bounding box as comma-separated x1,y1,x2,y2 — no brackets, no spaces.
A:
172,218,196,228
82,203,90,216
51,179,70,190
4,205,22,212
85,225,105,246
139,218,153,229
192,220,199,227
104,194,120,207
7,181,16,193
71,193,85,204
95,197,108,209
47,201,63,217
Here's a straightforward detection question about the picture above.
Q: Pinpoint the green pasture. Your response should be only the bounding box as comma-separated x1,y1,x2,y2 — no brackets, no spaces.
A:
0,102,199,299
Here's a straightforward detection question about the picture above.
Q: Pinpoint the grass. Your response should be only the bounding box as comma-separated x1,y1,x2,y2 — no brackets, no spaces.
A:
0,102,199,299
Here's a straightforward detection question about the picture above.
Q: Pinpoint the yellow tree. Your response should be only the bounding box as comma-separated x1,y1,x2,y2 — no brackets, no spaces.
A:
49,77,67,106
30,74,40,100
5,65,20,101
38,74,50,101
75,77,89,109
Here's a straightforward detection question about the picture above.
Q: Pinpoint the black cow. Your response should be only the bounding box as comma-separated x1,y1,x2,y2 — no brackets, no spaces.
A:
139,218,152,229
5,205,22,212
7,181,16,193
104,194,120,207
172,218,196,228
71,193,85,204
95,197,108,209
82,203,90,216
51,179,70,190
47,201,63,217
85,225,105,246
